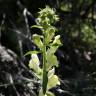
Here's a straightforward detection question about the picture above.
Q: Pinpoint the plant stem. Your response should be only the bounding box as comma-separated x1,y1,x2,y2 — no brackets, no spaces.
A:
42,33,48,94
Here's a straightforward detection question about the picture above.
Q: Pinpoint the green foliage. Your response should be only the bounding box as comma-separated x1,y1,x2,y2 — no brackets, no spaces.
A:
60,2,72,12
28,6,61,96
81,24,96,49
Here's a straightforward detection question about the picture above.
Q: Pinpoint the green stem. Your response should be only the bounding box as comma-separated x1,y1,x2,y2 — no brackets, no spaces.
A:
42,33,48,95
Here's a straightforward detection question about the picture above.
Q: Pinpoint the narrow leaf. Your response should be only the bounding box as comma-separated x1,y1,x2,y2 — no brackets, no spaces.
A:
31,25,43,29
24,51,40,56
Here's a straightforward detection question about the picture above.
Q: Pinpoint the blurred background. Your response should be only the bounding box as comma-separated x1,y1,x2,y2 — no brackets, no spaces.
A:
0,0,96,96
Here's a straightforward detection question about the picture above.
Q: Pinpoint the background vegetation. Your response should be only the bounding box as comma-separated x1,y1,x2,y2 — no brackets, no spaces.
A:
0,0,96,96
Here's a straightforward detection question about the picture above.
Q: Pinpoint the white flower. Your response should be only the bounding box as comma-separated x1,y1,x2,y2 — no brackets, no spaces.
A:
29,54,40,73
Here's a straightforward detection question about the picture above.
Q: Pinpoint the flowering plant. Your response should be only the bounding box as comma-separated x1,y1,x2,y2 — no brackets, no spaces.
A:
26,6,62,96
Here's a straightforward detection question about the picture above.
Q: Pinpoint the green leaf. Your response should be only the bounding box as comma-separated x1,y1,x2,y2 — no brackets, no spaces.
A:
47,46,58,54
24,51,40,56
47,75,60,90
33,34,43,50
31,25,43,29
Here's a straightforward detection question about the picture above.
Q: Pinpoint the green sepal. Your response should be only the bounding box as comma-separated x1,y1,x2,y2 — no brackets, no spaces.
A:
46,54,58,71
45,27,55,45
47,74,60,90
52,35,62,46
34,69,43,79
46,46,59,71
47,68,60,90
32,34,43,50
